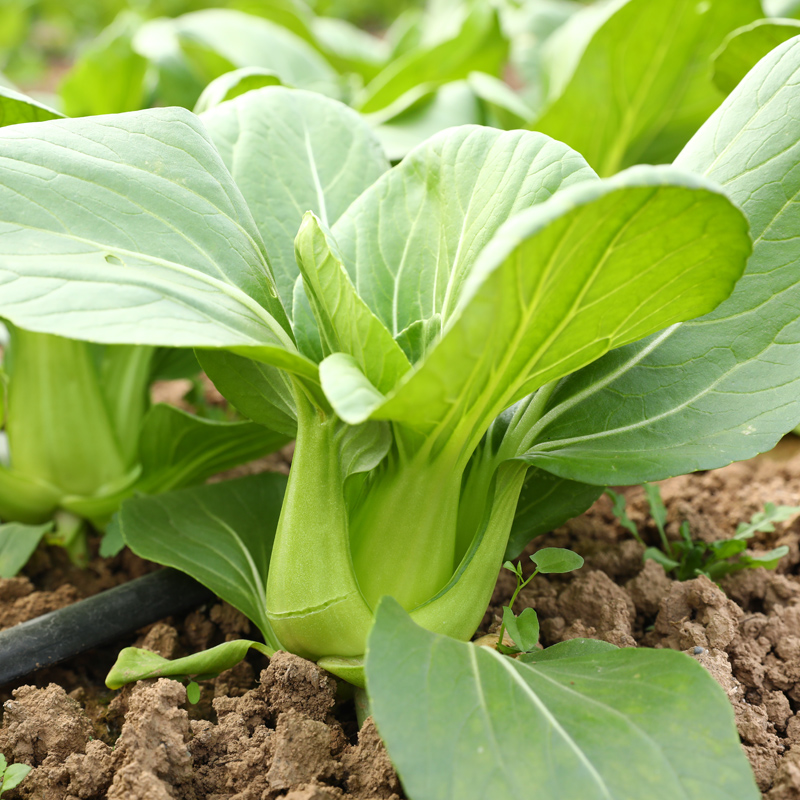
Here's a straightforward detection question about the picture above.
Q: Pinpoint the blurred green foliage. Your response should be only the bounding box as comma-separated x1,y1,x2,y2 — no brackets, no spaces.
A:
0,0,424,84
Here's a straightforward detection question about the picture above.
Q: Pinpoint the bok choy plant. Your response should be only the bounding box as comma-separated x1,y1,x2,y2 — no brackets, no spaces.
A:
0,83,752,681
6,33,800,790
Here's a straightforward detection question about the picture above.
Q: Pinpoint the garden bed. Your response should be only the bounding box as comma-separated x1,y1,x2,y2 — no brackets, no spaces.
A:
1,441,799,798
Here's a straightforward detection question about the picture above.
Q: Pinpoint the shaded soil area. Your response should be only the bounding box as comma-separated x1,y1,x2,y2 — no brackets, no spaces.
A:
2,440,800,797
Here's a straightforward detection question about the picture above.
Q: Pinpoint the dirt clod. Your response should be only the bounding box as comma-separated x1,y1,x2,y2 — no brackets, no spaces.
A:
107,679,195,800
262,652,337,724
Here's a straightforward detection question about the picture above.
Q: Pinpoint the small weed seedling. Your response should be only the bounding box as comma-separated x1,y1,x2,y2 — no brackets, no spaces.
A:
0,753,30,797
496,547,584,655
607,486,795,581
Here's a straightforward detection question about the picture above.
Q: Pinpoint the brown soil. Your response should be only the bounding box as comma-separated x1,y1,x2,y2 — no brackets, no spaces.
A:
2,439,800,798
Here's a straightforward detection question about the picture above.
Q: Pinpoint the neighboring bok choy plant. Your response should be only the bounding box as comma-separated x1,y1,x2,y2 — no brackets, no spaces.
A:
0,87,287,577
6,29,800,791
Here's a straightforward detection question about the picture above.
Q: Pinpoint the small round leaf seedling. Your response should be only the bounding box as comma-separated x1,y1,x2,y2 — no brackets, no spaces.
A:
530,547,584,574
186,681,201,705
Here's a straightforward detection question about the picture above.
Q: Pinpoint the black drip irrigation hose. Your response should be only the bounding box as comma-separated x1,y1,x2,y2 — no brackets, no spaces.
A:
0,568,214,687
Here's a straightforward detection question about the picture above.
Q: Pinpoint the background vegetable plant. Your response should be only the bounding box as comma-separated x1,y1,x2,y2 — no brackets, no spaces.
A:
44,0,790,164
0,85,290,578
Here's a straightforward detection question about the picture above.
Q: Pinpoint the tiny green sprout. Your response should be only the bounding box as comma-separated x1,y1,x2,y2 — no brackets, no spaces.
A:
185,681,201,705
608,487,795,581
0,753,31,797
496,548,584,655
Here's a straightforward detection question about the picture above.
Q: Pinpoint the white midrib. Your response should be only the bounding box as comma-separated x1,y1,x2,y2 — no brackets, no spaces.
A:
486,649,614,799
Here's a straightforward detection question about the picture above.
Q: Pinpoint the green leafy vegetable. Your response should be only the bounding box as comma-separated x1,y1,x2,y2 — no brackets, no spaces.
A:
495,547,583,655
0,85,751,681
532,0,762,175
520,36,800,485
366,598,759,800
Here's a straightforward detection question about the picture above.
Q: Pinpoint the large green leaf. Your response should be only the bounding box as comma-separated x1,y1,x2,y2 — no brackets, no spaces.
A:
333,126,597,352
0,86,63,127
120,472,286,647
712,19,800,95
366,598,760,800
59,12,148,117
357,168,751,452
200,86,389,311
0,109,320,383
533,0,762,176
520,36,800,485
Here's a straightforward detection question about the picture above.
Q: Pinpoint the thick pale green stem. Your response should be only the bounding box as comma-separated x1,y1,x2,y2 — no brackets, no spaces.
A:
6,329,130,498
411,461,527,639
265,393,373,660
349,450,463,610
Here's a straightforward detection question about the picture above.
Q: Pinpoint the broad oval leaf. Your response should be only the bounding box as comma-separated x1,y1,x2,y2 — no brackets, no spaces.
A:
119,472,285,648
366,598,760,800
521,36,800,484
0,108,323,382
201,86,389,311
533,0,762,176
530,546,584,574
367,168,751,451
333,125,597,353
